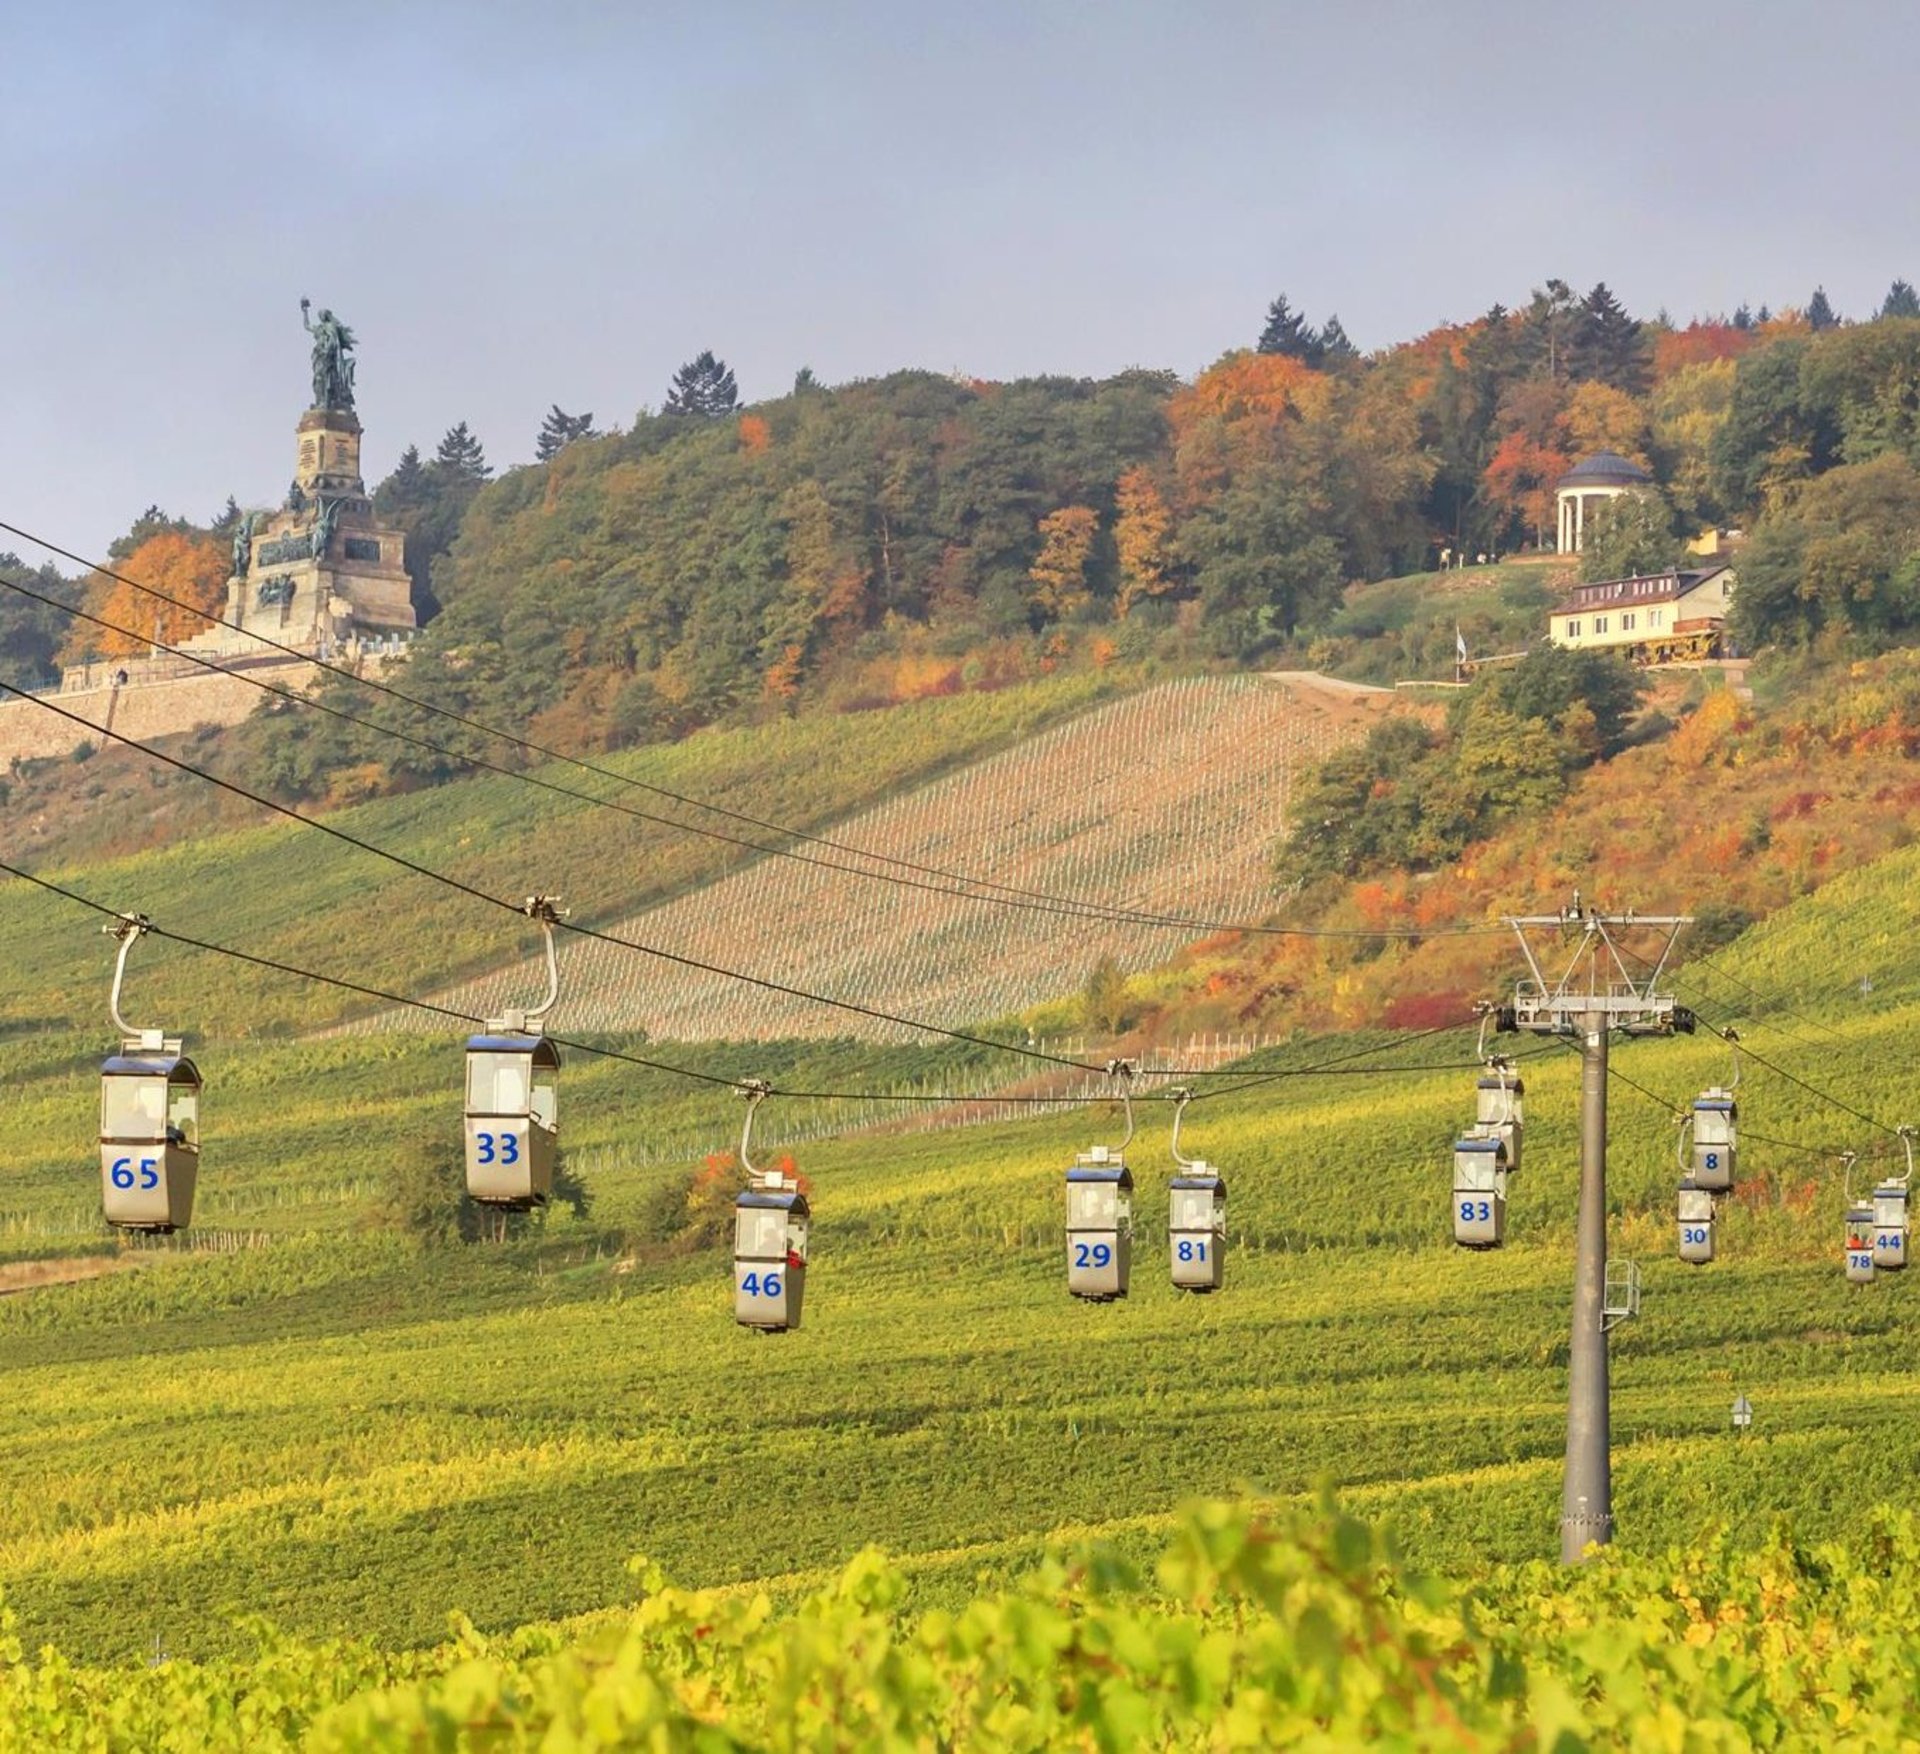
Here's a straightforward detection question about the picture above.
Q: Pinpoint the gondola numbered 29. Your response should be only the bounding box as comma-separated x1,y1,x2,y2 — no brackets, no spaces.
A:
98,915,200,1234
463,896,564,1209
1066,1061,1135,1301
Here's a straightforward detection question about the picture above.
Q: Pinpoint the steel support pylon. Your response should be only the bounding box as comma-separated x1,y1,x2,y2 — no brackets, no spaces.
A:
1561,1008,1612,1562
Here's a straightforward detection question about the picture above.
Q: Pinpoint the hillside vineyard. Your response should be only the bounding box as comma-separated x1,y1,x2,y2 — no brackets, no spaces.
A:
345,675,1382,1041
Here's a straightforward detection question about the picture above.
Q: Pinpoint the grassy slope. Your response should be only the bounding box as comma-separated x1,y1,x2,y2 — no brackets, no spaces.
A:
1308,558,1564,684
6,836,1920,1658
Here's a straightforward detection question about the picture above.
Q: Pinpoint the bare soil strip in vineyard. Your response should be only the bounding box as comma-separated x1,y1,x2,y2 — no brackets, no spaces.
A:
0,1254,151,1297
359,675,1389,1042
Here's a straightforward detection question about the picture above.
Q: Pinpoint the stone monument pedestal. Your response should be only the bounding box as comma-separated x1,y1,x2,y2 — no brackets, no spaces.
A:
181,399,415,660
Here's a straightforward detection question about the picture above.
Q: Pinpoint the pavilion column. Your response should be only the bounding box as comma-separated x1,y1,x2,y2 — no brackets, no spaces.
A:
1575,493,1586,550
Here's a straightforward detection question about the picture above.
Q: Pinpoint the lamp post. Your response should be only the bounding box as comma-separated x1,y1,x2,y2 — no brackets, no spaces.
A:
1731,1395,1753,1433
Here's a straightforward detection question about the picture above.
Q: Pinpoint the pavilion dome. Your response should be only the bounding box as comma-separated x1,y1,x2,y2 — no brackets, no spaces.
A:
1556,451,1653,491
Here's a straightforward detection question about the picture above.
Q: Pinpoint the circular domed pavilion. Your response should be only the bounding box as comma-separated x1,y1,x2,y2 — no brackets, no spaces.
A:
1556,451,1652,554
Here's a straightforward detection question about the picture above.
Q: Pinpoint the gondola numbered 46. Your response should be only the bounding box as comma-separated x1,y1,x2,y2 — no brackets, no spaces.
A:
732,1080,808,1331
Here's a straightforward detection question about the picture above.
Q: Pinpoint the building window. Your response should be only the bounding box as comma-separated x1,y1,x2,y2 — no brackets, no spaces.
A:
1594,616,1609,633
1567,620,1582,637
1651,608,1664,626
1621,612,1635,631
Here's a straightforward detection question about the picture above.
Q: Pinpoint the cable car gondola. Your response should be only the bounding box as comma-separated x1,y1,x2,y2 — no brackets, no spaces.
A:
98,915,200,1234
732,1080,808,1332
1166,1087,1226,1292
463,896,564,1209
1067,1061,1135,1301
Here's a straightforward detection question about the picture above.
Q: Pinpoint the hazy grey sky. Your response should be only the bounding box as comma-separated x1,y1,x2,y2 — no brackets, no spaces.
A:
5,0,1919,562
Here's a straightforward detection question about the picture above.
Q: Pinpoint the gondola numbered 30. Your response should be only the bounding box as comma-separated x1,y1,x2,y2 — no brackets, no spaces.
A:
463,896,564,1210
98,915,200,1234
732,1080,808,1332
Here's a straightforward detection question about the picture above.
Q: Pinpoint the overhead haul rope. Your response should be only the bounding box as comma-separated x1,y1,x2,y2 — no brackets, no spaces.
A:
0,538,1507,943
1605,937,1903,1141
0,679,1127,1072
1550,1032,1879,1162
0,859,1501,1107
0,570,1336,935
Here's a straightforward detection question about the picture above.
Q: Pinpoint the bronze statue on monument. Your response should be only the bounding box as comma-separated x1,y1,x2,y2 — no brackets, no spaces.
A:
299,298,357,412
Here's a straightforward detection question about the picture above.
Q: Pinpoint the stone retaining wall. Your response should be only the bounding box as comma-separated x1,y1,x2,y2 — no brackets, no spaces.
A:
0,659,314,764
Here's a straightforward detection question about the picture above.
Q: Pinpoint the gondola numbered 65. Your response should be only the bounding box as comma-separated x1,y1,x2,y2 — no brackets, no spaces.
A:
99,915,200,1234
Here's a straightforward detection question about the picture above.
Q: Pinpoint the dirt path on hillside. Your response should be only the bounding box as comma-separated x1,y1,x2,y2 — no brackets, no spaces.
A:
0,1254,153,1297
1261,669,1396,731
1262,670,1391,699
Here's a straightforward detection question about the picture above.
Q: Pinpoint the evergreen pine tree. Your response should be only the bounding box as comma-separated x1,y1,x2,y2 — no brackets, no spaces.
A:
1570,282,1646,392
663,351,740,416
1731,304,1754,331
793,366,820,394
434,421,492,480
1316,314,1358,363
376,445,430,516
1807,286,1839,330
1756,304,1772,324
1519,279,1579,380
535,405,596,461
1256,294,1322,363
211,495,241,532
1881,279,1920,319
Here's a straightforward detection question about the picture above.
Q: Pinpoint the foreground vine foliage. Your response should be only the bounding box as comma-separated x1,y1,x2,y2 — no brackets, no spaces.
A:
5,1497,1919,1750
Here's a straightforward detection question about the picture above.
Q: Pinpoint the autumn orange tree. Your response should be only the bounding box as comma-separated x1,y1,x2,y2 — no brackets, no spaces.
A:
61,530,228,663
1112,467,1174,617
1028,505,1099,621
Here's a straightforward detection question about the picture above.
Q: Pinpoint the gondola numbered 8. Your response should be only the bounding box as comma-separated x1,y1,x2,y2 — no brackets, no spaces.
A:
464,896,564,1209
98,915,201,1234
732,1080,808,1332
1166,1087,1226,1292
1066,1061,1135,1301
1688,1030,1739,1194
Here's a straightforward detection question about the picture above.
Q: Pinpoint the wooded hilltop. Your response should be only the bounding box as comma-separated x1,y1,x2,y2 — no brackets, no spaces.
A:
21,278,1920,793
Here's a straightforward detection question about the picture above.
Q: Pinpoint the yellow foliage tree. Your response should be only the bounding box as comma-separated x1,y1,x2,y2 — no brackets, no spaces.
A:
1563,380,1650,466
1112,468,1173,618
63,531,229,663
1028,505,1099,621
